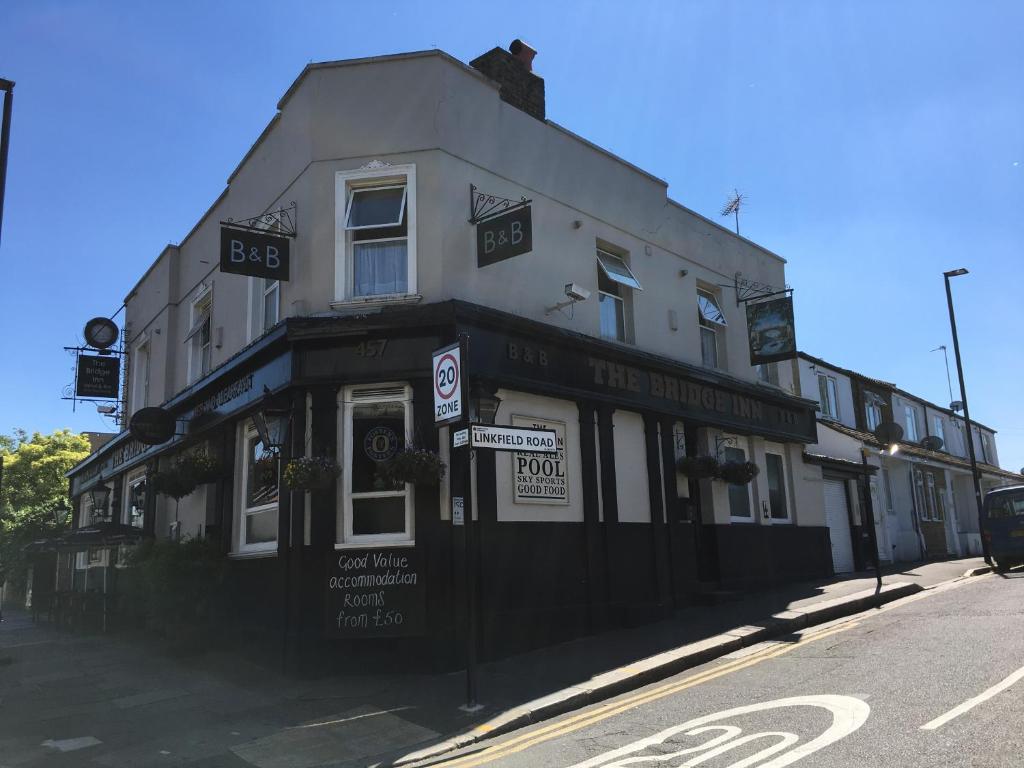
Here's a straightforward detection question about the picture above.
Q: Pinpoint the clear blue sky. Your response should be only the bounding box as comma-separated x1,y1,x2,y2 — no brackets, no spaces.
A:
2,1,1021,472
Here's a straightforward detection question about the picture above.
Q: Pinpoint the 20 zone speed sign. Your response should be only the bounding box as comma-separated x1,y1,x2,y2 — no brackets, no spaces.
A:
433,343,463,424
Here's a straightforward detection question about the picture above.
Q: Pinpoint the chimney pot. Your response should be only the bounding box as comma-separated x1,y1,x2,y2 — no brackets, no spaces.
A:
509,39,537,71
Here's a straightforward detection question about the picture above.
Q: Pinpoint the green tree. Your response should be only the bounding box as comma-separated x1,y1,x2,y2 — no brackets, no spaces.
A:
0,429,91,594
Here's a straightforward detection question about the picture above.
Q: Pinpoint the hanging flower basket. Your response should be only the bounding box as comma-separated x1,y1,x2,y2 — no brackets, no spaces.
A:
676,455,720,480
375,448,447,489
253,454,280,487
717,460,760,485
283,456,340,491
179,451,223,484
151,467,199,501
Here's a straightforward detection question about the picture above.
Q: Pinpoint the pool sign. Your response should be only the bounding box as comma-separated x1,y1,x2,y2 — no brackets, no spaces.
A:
433,343,463,424
470,425,557,453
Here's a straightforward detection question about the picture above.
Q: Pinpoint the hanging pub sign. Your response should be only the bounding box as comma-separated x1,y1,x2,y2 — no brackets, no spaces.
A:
477,206,532,268
75,354,120,398
326,548,425,638
129,407,176,445
219,226,290,281
746,295,797,365
83,317,119,350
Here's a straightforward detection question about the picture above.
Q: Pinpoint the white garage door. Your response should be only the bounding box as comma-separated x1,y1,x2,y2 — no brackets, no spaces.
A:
824,479,855,574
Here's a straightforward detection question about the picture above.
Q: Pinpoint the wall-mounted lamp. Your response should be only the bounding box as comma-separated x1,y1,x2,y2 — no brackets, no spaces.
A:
252,387,292,451
89,485,111,522
469,383,502,425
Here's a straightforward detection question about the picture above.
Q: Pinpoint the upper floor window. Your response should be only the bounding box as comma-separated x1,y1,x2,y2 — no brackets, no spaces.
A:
864,392,884,431
698,289,727,368
597,249,640,343
980,432,992,463
817,374,840,420
756,363,779,385
338,383,414,547
250,277,280,339
335,164,417,303
185,288,212,383
932,416,945,447
904,405,919,442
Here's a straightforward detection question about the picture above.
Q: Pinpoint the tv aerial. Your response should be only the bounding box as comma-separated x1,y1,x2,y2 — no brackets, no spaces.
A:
721,189,746,235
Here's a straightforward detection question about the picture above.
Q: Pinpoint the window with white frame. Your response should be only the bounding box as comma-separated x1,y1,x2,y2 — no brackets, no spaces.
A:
123,469,147,529
723,444,752,520
76,547,110,570
250,277,280,338
764,445,791,521
817,374,840,420
980,432,992,463
236,422,279,554
132,339,151,413
597,249,641,343
904,405,919,442
864,392,884,432
338,384,414,546
932,416,945,448
756,362,779,385
698,288,727,368
336,165,416,302
185,288,212,383
882,468,895,515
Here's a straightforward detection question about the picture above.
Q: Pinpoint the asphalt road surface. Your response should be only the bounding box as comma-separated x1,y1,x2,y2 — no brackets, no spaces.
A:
424,570,1024,768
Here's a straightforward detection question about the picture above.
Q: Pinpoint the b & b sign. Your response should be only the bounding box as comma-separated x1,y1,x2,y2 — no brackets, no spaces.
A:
477,206,532,268
219,227,290,281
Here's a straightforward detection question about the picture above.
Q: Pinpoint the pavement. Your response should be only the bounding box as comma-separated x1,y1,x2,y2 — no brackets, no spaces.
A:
411,564,1024,767
0,557,989,768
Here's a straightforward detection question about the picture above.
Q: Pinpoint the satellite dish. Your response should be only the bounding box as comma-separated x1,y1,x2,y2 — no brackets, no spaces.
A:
873,421,904,446
949,400,964,412
83,317,119,350
920,435,944,451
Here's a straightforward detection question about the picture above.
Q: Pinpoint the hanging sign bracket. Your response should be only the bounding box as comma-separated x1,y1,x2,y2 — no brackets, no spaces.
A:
469,184,531,225
222,201,297,237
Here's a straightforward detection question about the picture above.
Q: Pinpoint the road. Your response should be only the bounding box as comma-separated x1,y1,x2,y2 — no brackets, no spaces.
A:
423,570,1024,768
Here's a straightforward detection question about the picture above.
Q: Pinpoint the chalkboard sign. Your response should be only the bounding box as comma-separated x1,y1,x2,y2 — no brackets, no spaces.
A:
75,354,120,398
325,548,425,638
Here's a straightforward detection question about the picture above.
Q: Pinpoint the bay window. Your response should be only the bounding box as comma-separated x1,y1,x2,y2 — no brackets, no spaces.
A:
335,164,417,303
338,384,414,546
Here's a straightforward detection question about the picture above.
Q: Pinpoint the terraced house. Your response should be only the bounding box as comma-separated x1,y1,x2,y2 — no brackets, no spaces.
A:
53,41,915,669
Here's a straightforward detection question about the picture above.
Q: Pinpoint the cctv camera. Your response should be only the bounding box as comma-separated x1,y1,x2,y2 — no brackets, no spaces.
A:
564,283,591,302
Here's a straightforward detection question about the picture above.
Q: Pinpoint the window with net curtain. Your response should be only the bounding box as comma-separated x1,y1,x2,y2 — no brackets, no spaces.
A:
345,184,408,297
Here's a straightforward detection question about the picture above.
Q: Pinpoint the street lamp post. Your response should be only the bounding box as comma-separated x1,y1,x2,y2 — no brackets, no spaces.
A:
0,78,13,249
943,268,990,565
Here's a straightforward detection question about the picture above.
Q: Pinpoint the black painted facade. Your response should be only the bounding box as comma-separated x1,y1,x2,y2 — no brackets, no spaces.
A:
64,300,830,670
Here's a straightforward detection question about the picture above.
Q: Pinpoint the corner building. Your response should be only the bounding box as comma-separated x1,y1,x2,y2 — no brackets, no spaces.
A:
65,43,828,669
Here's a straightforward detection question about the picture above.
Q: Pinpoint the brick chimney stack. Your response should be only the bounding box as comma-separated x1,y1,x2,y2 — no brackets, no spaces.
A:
469,39,545,121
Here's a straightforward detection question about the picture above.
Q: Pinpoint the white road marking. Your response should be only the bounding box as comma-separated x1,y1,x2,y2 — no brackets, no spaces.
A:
920,664,1024,731
567,695,870,768
40,736,102,752
287,705,414,729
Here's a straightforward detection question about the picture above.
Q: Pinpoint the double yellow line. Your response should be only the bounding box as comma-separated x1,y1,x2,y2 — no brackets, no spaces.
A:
429,621,859,768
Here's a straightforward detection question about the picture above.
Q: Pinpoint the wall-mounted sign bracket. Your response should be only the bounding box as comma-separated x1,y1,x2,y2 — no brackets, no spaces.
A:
731,272,792,306
222,201,297,238
469,184,531,225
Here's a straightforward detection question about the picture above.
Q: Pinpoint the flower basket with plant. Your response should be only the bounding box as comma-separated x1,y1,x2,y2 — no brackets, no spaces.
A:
179,451,223,484
676,455,720,480
150,465,199,501
716,460,760,485
283,456,341,491
375,447,446,489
